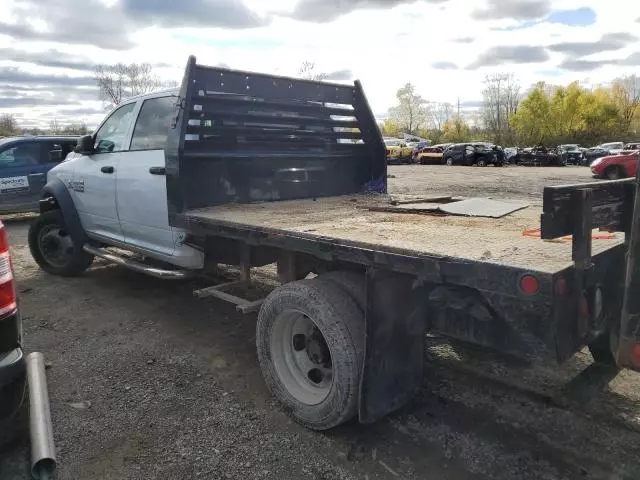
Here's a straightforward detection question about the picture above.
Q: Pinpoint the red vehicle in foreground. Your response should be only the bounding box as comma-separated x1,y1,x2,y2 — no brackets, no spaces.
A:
591,149,640,179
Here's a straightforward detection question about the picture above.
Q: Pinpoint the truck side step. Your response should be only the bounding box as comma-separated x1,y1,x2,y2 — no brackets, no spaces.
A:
194,281,264,314
83,245,193,280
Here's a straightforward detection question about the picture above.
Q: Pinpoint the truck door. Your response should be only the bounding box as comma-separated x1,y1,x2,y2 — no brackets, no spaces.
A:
72,102,137,242
116,95,176,256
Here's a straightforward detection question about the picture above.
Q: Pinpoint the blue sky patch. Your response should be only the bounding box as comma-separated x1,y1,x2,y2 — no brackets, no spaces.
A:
546,7,597,26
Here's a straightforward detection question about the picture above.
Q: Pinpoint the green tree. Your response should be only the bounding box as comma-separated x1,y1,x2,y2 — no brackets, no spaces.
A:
388,83,428,135
610,75,640,134
510,83,553,145
443,115,470,143
379,118,400,137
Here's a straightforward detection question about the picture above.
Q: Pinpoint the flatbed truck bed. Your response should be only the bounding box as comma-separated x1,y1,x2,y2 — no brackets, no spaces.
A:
178,193,621,274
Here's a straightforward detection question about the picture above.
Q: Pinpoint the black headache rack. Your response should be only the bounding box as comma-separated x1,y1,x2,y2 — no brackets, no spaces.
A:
541,157,640,370
165,55,386,218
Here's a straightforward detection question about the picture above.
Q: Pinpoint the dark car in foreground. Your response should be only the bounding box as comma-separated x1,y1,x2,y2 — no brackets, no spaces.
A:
513,146,565,166
559,144,586,165
0,136,78,214
591,149,640,179
442,143,503,166
0,220,25,446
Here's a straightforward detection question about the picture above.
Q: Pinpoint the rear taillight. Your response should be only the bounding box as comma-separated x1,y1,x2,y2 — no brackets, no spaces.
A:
0,221,16,316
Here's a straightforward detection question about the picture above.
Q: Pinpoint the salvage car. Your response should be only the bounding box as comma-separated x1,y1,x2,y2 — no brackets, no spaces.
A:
0,220,25,446
559,144,586,165
442,143,501,166
513,146,565,166
591,149,640,179
0,136,79,214
584,142,625,163
414,144,449,164
384,138,413,164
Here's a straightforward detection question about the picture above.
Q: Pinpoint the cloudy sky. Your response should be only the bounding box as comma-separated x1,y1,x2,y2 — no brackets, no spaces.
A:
1,0,639,128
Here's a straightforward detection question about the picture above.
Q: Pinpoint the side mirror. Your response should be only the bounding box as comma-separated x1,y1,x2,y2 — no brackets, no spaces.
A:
75,135,94,155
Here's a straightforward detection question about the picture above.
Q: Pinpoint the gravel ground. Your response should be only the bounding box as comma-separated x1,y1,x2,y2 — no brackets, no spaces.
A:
1,165,639,480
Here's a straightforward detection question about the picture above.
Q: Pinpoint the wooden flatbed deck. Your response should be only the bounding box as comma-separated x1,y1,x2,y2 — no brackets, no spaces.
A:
182,194,622,274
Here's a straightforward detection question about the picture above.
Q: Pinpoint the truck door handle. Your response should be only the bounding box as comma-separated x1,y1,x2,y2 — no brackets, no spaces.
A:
101,166,114,174
149,167,166,175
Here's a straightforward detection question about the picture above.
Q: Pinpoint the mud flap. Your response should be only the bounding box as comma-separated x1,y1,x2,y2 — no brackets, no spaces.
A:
358,268,426,424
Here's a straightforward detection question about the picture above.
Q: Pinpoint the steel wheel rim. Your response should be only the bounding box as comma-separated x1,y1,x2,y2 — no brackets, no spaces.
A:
38,224,74,268
270,310,333,405
446,158,453,166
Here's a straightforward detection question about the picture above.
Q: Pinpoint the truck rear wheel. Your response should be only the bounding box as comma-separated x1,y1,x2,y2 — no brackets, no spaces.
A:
318,271,365,311
256,279,364,430
28,211,93,277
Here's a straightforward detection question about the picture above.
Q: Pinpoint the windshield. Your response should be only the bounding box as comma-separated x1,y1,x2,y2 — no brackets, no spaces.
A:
384,139,401,146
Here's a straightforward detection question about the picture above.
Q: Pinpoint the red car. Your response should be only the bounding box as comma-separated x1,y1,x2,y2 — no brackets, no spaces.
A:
590,149,640,179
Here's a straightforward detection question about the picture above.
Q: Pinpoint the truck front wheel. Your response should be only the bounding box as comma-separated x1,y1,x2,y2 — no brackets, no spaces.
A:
28,211,93,277
256,279,364,430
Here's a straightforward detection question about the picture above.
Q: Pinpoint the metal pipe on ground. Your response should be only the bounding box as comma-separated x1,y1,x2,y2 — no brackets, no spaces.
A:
26,352,56,480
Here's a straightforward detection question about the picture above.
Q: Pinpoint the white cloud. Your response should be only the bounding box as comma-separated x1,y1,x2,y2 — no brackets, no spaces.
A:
0,0,639,128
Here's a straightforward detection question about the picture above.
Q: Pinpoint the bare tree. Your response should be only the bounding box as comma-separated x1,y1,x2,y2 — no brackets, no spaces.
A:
0,113,18,136
298,61,327,81
49,118,62,135
94,63,162,107
426,102,453,132
481,73,521,144
62,123,90,135
388,83,428,135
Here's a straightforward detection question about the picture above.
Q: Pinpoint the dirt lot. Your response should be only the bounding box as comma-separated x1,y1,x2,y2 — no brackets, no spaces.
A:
2,165,640,480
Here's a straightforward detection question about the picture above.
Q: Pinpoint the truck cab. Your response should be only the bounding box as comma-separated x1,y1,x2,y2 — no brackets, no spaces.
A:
46,89,203,270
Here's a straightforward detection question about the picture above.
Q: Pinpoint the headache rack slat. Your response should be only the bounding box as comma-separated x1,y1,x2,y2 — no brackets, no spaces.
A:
185,124,363,140
190,112,360,129
191,95,356,118
181,149,367,160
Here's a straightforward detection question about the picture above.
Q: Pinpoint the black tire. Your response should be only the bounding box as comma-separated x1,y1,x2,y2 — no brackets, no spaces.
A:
256,279,364,430
605,166,624,180
0,376,27,449
445,157,454,166
318,271,365,311
477,159,487,167
28,210,93,277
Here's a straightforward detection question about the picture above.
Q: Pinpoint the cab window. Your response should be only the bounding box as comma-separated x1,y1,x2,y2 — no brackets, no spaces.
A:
94,102,136,153
130,96,175,151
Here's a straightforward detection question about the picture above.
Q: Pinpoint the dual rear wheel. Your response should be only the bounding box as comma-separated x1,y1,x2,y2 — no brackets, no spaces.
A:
256,273,365,430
